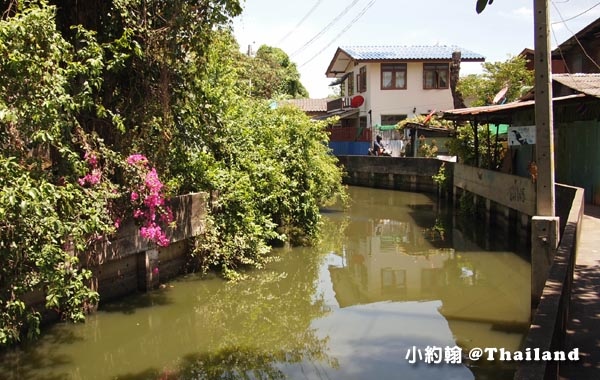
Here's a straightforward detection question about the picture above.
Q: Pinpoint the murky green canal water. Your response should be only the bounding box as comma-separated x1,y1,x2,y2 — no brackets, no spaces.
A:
1,186,531,380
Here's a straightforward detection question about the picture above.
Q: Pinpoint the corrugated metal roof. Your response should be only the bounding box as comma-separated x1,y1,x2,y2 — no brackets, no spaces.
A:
314,108,359,120
553,73,600,97
441,94,586,123
339,45,486,62
282,98,328,112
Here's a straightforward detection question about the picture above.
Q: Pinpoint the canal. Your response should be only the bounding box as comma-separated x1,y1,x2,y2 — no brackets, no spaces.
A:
1,186,531,380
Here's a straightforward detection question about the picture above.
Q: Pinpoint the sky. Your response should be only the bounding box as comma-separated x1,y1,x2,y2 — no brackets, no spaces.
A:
232,0,600,98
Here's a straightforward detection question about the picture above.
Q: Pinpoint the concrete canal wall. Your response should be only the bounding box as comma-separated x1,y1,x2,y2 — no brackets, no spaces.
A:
336,155,584,380
337,156,534,237
514,185,584,380
86,192,209,303
336,156,443,193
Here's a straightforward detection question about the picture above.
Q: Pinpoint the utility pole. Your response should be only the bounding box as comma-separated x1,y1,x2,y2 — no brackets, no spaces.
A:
533,0,555,216
531,0,559,306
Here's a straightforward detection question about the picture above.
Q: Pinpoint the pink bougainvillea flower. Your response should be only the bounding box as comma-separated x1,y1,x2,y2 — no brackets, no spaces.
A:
84,152,98,168
126,154,148,166
114,218,122,229
126,155,172,247
78,168,101,187
145,168,163,192
157,233,170,247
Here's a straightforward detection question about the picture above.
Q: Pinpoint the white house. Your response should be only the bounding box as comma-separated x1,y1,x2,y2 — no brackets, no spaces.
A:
324,45,485,155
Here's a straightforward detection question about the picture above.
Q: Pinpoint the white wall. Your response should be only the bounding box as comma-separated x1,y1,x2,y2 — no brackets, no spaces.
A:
346,62,455,126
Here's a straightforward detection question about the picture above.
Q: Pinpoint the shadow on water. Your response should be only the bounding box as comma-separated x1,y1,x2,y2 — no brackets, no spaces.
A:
0,334,76,380
98,286,174,314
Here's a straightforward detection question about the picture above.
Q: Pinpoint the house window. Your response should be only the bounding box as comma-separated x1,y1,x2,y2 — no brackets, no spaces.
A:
423,63,449,89
381,63,407,89
357,66,367,93
381,268,407,292
381,114,407,126
347,74,354,96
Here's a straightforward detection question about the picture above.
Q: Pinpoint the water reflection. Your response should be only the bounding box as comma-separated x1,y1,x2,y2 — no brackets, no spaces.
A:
0,186,530,380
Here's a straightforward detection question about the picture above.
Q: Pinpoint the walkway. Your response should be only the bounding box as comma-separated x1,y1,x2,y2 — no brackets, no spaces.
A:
559,204,600,379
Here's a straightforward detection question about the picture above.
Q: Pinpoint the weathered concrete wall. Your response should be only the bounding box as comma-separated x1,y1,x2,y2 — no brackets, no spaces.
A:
452,164,534,243
514,184,584,380
85,192,209,303
336,155,582,380
453,164,536,216
336,156,443,193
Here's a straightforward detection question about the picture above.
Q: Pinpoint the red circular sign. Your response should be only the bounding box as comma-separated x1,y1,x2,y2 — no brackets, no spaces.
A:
351,95,364,108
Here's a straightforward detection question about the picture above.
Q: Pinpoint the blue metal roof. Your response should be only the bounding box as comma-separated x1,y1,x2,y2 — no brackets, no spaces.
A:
339,45,485,61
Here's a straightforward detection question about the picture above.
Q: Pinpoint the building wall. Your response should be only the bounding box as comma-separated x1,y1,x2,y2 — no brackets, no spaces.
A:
556,120,600,204
369,62,454,125
344,62,455,127
562,41,600,74
510,100,600,206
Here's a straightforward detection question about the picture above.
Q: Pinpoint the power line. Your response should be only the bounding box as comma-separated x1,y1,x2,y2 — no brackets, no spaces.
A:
290,0,362,58
551,1,600,24
551,0,600,71
277,0,324,45
300,0,377,68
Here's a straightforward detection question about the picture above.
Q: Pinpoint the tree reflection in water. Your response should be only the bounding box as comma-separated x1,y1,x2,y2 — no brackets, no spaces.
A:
118,216,347,380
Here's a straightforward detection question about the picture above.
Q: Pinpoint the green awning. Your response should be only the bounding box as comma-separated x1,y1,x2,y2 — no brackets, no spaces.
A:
374,124,398,131
488,124,509,135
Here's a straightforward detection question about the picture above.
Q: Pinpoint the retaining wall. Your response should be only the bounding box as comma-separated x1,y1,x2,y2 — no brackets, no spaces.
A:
335,155,583,380
336,156,443,193
514,185,584,380
86,192,209,302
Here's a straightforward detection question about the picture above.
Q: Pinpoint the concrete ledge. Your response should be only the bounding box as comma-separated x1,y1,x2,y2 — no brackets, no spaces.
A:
514,184,584,380
336,156,443,193
84,192,209,302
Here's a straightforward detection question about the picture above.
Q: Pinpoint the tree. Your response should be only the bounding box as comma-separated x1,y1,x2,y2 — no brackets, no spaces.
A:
457,55,534,107
1,0,346,345
237,45,309,99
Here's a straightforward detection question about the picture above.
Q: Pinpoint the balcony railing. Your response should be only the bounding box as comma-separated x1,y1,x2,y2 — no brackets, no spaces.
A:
326,97,352,112
326,126,371,142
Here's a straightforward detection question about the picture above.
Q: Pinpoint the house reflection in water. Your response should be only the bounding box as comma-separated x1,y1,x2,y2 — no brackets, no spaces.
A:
328,216,531,352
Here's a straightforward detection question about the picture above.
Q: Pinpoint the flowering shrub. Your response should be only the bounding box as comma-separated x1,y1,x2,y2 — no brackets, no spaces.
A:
77,151,173,246
78,152,102,186
125,154,173,247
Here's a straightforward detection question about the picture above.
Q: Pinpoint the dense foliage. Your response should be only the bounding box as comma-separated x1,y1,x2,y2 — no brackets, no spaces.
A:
236,45,309,99
0,3,119,344
446,123,505,170
0,0,346,345
457,55,533,107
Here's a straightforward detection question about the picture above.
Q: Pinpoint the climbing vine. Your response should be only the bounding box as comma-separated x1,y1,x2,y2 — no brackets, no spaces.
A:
1,0,347,345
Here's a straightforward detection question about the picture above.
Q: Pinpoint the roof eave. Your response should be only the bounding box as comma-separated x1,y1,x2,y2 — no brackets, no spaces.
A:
325,47,354,78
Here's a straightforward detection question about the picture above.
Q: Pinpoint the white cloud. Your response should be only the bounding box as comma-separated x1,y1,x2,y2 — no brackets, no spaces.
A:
513,6,533,18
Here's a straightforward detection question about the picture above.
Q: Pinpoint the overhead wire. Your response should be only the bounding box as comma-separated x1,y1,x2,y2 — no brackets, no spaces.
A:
276,0,324,45
551,1,600,24
551,0,600,71
300,0,377,68
550,0,600,98
290,0,362,58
